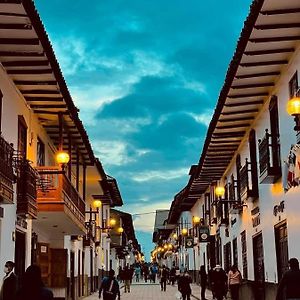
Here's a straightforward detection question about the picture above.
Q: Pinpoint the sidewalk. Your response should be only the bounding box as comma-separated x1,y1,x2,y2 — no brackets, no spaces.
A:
83,282,214,300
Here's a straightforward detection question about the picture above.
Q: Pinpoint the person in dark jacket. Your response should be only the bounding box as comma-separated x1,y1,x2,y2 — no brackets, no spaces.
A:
178,271,192,300
16,265,53,300
199,265,207,300
160,265,168,291
211,265,227,300
0,261,17,300
170,267,176,285
99,269,120,300
276,257,300,300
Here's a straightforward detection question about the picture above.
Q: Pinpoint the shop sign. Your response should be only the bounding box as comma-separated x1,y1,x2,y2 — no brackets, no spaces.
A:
185,236,194,248
199,226,210,243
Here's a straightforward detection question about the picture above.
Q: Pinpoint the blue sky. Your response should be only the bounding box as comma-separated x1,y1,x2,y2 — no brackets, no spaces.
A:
34,0,252,260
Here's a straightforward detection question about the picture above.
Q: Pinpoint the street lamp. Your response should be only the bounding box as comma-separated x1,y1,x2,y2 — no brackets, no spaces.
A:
181,228,188,236
56,150,70,170
215,185,225,198
117,227,124,234
109,218,117,227
287,96,300,131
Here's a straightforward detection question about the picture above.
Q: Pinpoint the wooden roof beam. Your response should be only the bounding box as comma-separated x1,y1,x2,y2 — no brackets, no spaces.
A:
225,100,264,107
261,8,300,15
14,80,57,85
240,60,287,67
21,90,60,95
255,23,300,30
231,83,273,89
244,48,294,56
221,108,259,115
216,123,250,129
0,50,44,57
210,140,241,144
30,104,66,109
7,69,52,74
0,38,39,45
25,97,63,102
3,60,49,67
228,92,268,98
250,36,300,43
219,116,255,123
235,71,280,79
0,23,32,30
34,110,68,115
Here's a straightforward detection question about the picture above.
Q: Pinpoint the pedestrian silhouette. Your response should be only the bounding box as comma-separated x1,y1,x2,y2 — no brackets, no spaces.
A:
178,270,192,300
160,265,168,291
276,257,300,300
228,265,242,300
0,261,17,300
99,269,120,300
211,265,227,300
16,265,53,300
199,265,207,300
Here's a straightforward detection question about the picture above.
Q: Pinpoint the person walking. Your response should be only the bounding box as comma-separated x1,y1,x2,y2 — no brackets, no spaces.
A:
143,265,149,283
99,269,120,300
170,266,176,285
16,265,53,300
178,271,192,300
134,265,141,282
160,265,168,292
211,265,227,300
0,261,17,300
228,265,242,300
123,266,132,293
199,265,207,300
276,257,300,300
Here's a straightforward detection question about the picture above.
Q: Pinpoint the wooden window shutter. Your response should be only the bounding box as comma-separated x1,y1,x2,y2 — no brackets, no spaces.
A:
50,248,68,288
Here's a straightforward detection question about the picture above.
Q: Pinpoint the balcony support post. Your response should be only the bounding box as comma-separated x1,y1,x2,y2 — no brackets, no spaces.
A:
58,112,63,151
76,149,80,191
68,133,72,180
83,163,86,201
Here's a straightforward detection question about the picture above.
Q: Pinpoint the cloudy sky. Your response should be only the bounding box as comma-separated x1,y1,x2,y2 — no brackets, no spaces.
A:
34,0,252,259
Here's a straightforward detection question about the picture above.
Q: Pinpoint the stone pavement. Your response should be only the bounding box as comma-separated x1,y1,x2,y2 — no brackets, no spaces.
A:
84,282,214,300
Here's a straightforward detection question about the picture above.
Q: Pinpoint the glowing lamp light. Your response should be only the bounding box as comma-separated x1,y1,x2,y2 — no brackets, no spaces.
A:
92,199,102,209
109,218,116,227
117,227,124,234
164,244,168,249
56,151,70,165
193,216,201,224
181,228,188,236
215,186,225,198
173,233,178,239
168,244,173,249
287,97,300,116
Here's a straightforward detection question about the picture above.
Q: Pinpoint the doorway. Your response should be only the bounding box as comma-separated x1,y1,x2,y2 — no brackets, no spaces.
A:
14,230,26,280
275,221,289,280
253,233,265,300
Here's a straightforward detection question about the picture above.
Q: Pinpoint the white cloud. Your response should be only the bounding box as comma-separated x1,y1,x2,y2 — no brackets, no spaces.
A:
189,110,213,127
131,167,188,182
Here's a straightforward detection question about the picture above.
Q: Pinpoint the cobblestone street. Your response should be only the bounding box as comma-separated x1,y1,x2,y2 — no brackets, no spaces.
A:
84,282,213,300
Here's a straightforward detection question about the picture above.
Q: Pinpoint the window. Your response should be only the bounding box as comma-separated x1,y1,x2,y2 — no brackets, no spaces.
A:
223,242,232,273
37,138,45,166
241,230,248,279
289,71,299,98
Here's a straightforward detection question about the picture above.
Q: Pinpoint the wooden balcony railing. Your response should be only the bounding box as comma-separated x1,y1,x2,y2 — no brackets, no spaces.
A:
0,135,14,204
36,166,85,227
258,129,281,183
17,160,37,219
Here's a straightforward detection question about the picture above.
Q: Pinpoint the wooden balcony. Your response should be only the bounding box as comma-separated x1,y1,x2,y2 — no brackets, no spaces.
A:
0,135,14,204
17,160,37,219
36,166,86,235
258,129,281,183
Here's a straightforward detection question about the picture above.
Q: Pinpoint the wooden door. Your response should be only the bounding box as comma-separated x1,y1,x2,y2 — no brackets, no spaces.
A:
70,251,75,300
50,248,67,288
37,243,50,286
253,233,265,300
275,222,289,280
14,231,26,280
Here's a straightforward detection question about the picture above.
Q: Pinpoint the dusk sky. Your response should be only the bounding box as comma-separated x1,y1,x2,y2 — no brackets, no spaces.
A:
34,0,252,259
